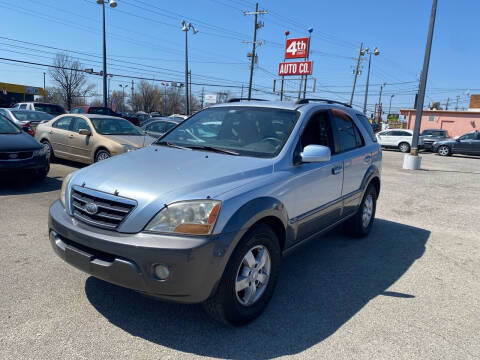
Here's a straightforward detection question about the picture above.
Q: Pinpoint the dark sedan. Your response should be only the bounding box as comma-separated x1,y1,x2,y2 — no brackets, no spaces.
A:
421,128,450,151
0,114,49,180
141,117,181,138
433,131,480,156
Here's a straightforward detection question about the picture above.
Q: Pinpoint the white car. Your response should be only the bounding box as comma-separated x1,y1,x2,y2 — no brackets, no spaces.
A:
376,129,423,153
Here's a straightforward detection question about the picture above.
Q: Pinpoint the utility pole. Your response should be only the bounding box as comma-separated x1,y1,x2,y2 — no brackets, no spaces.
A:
349,42,364,106
388,94,395,116
200,87,204,109
363,47,380,114
302,28,313,99
377,83,386,123
445,97,449,110
405,0,438,168
43,72,46,101
241,83,244,98
244,3,267,100
280,30,289,101
131,80,134,112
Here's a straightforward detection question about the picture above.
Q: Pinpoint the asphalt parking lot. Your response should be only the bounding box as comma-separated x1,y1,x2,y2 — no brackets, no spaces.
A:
1,151,479,360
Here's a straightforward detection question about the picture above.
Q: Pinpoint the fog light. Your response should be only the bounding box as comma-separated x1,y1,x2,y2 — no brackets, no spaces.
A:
154,264,170,280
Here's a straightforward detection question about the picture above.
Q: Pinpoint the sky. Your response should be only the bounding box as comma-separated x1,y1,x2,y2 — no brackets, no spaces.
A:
0,0,478,115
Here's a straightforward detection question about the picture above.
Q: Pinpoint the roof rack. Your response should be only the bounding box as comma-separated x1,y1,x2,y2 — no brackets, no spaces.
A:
226,98,267,103
295,98,352,108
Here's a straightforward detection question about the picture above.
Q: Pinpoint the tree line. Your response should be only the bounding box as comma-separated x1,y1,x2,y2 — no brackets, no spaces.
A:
45,53,226,114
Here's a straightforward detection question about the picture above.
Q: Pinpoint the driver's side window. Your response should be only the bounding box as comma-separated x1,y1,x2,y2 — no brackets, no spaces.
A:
294,111,334,164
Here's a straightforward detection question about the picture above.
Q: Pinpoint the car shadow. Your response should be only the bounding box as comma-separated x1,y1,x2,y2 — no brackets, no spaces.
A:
0,175,62,195
85,219,429,359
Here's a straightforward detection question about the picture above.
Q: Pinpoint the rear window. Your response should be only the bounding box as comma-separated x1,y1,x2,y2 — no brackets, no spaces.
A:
356,114,377,142
34,103,66,115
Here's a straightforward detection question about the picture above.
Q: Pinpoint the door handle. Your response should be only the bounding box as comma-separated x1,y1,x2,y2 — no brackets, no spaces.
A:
332,166,343,175
364,155,372,164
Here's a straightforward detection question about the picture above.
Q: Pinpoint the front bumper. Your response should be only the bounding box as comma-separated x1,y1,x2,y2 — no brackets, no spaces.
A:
49,200,235,303
0,155,48,172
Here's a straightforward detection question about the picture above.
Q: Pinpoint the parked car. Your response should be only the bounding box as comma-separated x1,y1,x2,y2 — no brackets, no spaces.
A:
48,99,381,325
0,113,49,180
376,129,423,153
12,102,66,116
141,117,181,138
433,131,480,156
0,108,53,129
35,114,155,164
420,128,450,151
71,106,140,126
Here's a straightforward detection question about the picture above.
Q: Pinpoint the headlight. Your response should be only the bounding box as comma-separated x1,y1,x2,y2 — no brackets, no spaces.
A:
145,200,221,235
60,172,73,207
33,147,47,157
122,144,136,152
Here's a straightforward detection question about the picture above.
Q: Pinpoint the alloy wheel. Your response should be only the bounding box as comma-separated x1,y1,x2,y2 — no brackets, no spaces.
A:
362,194,373,228
438,146,449,156
235,245,271,306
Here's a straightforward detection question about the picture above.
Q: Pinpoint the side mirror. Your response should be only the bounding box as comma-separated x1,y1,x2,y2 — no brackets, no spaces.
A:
78,129,91,136
301,145,331,163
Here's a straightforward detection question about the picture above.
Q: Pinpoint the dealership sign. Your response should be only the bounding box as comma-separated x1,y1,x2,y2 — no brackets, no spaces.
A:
278,61,312,76
285,37,309,59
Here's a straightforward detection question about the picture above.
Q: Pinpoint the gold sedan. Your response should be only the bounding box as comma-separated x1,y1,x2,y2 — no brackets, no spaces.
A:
35,114,155,164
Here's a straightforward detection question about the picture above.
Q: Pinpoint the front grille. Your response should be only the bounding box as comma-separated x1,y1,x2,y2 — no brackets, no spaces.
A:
0,151,33,160
71,186,136,230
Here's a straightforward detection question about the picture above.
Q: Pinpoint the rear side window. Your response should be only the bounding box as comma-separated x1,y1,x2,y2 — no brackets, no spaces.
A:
356,114,377,142
72,118,91,132
53,117,73,130
19,104,27,109
331,111,364,153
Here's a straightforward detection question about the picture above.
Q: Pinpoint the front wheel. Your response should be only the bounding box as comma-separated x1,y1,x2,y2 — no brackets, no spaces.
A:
33,163,50,181
437,145,451,156
345,184,377,238
398,142,410,153
94,149,111,162
202,223,281,326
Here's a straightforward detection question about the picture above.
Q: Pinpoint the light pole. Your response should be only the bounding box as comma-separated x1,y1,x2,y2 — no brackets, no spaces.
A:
388,94,395,116
181,20,198,116
119,84,128,113
161,82,169,116
96,0,117,108
363,47,380,114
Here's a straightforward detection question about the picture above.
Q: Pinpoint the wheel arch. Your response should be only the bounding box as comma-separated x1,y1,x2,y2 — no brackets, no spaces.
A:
360,164,381,198
93,146,110,161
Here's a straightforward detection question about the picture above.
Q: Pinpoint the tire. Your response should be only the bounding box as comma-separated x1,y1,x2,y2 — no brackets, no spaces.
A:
398,142,410,153
345,184,377,238
94,149,111,162
437,145,451,156
33,163,50,181
202,223,281,326
41,140,55,162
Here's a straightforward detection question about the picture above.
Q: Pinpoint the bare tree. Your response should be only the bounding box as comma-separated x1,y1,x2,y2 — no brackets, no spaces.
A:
216,90,231,104
49,53,94,110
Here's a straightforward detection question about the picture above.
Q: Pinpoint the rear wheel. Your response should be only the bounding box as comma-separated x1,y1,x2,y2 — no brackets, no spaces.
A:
398,142,410,153
438,145,451,156
345,184,377,238
94,149,111,162
41,140,55,162
203,223,281,326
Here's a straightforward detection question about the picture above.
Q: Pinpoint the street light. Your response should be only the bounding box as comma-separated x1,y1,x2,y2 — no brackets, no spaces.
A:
363,47,380,114
388,94,395,117
119,84,128,113
181,20,198,116
97,0,117,108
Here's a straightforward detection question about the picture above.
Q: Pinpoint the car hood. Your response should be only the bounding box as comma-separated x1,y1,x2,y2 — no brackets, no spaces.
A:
69,146,274,232
0,132,41,152
102,134,156,147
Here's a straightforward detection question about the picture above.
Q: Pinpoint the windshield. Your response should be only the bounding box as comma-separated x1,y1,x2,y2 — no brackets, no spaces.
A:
12,110,53,122
0,114,21,134
90,117,143,135
160,106,299,158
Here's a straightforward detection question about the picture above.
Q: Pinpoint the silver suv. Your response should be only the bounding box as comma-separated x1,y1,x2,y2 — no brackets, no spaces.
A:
49,99,381,325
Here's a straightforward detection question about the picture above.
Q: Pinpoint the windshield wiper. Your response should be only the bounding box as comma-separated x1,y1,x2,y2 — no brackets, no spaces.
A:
155,141,190,150
185,145,240,156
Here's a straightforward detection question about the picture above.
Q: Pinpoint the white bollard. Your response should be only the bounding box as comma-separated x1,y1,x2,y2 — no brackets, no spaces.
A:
403,154,422,170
